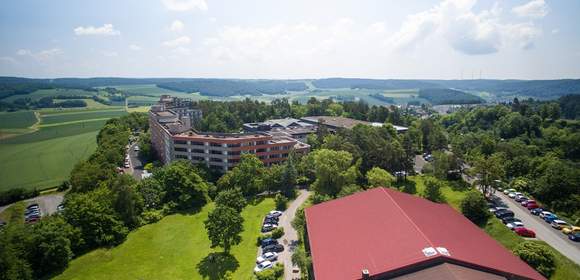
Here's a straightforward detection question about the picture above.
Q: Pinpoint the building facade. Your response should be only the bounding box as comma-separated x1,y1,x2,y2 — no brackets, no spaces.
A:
150,96,309,172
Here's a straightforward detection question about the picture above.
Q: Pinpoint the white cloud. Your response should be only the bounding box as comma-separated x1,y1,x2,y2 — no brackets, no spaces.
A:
16,48,63,61
551,28,559,34
388,0,543,55
170,20,185,32
163,36,191,47
209,17,217,23
0,56,17,64
74,24,120,36
102,51,118,57
512,0,548,19
161,0,207,11
129,44,142,51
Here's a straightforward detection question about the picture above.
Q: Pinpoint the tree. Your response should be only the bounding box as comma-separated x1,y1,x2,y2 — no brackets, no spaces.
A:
204,206,244,252
513,242,556,278
337,184,363,197
460,191,489,226
366,167,395,188
135,178,165,210
155,160,208,210
310,149,358,197
63,187,128,249
69,160,115,193
217,154,265,195
422,178,445,203
275,193,288,211
473,153,505,197
214,188,246,213
280,153,298,198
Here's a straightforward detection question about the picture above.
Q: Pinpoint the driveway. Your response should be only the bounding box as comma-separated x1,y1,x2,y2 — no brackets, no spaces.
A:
492,192,580,265
256,190,310,279
126,142,144,180
413,155,427,174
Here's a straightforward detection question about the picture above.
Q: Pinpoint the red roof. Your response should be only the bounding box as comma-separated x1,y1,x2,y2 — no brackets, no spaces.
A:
305,187,545,280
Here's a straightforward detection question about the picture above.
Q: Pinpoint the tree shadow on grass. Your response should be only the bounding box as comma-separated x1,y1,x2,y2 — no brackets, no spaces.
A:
196,252,239,280
395,180,417,195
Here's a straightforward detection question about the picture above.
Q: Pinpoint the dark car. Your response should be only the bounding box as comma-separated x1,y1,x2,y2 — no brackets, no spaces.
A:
530,208,544,215
569,232,580,242
261,224,277,233
262,244,284,253
265,214,280,221
495,210,514,219
501,217,522,225
260,238,279,248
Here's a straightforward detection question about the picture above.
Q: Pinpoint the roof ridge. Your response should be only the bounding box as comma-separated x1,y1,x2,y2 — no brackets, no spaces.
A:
379,188,436,249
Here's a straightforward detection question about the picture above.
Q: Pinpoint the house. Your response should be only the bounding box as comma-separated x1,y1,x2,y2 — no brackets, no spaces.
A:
304,187,545,280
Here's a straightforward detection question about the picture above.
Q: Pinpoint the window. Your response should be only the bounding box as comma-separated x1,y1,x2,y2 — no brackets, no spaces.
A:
174,140,187,145
210,150,222,155
282,153,289,158
258,155,267,160
229,151,241,156
257,148,267,153
228,143,241,148
175,154,188,159
192,156,205,161
190,141,204,146
191,149,205,154
271,146,280,151
256,141,267,145
210,142,222,147
174,147,187,152
282,145,290,150
210,157,222,162
270,154,280,158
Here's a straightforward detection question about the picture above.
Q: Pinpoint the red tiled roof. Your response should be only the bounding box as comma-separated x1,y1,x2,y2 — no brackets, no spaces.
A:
305,187,546,280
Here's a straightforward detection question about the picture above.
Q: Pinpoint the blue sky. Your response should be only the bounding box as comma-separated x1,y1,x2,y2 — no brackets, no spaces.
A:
0,0,578,79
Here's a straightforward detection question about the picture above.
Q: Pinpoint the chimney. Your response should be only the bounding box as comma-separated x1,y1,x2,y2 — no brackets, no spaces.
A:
362,269,370,280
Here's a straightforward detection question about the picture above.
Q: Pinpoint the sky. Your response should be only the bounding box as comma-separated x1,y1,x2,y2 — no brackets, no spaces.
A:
0,0,579,79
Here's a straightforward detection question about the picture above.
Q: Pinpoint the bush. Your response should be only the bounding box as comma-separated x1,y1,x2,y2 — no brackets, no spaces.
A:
255,263,284,280
256,233,273,246
271,227,285,239
422,178,445,203
0,188,40,206
275,193,288,211
513,242,556,278
460,191,490,226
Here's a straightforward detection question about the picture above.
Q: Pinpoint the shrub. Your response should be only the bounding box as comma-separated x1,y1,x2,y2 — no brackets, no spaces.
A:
256,233,273,246
271,227,285,239
275,193,288,211
0,188,40,206
255,263,284,280
460,191,490,226
422,178,445,203
513,242,556,278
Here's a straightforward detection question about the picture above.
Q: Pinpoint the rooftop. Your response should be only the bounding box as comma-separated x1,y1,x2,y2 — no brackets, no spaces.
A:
301,116,371,129
305,188,545,280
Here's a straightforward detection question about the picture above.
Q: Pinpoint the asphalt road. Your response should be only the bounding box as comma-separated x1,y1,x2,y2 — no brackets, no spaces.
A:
255,190,310,280
0,193,64,222
126,142,144,180
492,191,580,265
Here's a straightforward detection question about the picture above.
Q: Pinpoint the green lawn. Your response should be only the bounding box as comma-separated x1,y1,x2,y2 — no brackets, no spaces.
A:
0,111,37,129
55,198,275,280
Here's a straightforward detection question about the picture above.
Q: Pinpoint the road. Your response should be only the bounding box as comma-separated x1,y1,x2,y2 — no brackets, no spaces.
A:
413,155,427,174
492,192,580,265
255,190,310,280
0,193,64,222
126,142,144,180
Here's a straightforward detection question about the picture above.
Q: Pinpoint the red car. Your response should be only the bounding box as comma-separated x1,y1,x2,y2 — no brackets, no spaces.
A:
526,202,539,210
514,227,536,238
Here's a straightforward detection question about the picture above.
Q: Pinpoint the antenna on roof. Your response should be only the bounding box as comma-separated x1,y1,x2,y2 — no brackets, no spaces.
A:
362,269,370,279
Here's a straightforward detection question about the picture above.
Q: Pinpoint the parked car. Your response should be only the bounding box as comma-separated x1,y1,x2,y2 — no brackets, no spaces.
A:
521,199,535,206
530,208,544,215
256,252,278,264
539,211,552,219
57,204,65,212
507,222,525,230
501,217,522,225
526,202,539,210
515,195,527,202
260,238,279,248
134,146,140,152
262,244,284,253
495,210,514,219
265,214,280,220
254,260,273,273
551,220,569,230
489,206,507,213
261,224,278,233
503,188,516,195
268,210,283,217
562,226,580,235
514,227,536,238
544,214,559,223
263,218,279,225
569,232,580,242
507,192,517,198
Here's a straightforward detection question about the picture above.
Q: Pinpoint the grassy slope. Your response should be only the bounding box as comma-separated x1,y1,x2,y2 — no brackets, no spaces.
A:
56,198,275,280
403,176,580,280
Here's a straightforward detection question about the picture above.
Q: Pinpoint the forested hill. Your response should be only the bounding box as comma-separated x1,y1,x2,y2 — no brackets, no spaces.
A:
156,79,307,96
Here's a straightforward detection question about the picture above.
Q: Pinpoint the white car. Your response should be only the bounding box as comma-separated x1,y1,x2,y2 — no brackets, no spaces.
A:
551,220,569,229
256,252,278,264
508,192,517,198
507,222,525,230
489,206,507,213
254,260,273,273
134,146,140,151
269,210,283,217
539,211,552,219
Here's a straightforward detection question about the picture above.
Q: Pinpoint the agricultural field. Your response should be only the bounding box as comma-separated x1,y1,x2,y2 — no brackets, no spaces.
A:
55,198,275,280
0,109,128,191
1,88,102,102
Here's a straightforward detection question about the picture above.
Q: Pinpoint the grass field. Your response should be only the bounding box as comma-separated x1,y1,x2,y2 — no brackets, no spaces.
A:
400,176,580,280
1,88,102,102
0,111,37,129
55,198,275,280
0,109,128,191
54,98,113,109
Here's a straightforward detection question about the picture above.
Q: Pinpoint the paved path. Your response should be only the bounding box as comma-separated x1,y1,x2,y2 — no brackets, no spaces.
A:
280,190,310,280
413,155,427,174
493,192,580,265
